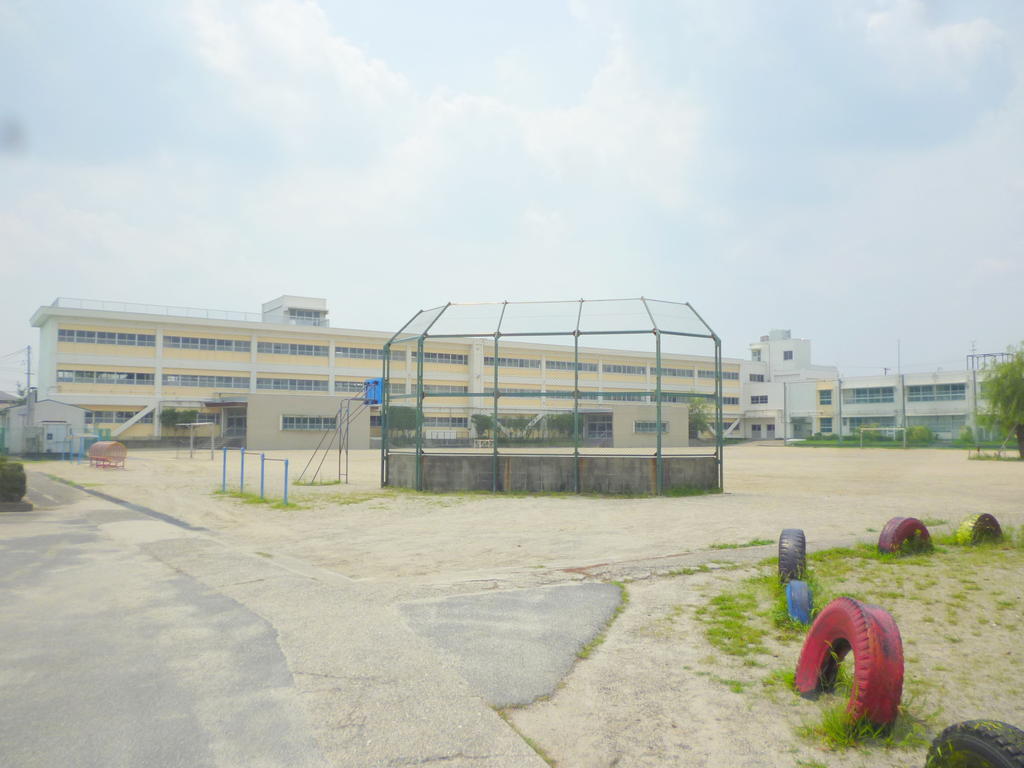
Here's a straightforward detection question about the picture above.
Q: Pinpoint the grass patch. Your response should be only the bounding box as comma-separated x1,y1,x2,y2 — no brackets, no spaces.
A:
663,485,724,497
292,478,343,486
576,581,630,660
709,538,773,550
213,489,301,509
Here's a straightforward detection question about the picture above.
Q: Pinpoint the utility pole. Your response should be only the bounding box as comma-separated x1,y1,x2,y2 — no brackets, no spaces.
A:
26,344,31,392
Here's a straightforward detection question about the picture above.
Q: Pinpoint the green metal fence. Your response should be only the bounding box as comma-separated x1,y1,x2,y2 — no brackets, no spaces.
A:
380,298,723,494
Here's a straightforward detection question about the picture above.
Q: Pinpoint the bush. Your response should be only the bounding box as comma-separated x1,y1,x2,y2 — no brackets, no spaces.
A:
0,456,27,502
957,426,975,445
906,425,935,445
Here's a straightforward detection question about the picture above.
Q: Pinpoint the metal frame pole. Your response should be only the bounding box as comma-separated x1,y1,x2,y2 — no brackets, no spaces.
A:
415,336,424,491
260,453,266,499
283,459,289,505
240,447,246,494
715,336,724,491
381,344,390,487
655,331,663,494
222,447,227,491
492,333,500,492
573,331,580,493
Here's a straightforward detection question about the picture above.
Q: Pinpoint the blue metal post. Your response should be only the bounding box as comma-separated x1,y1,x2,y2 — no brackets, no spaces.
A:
283,460,289,505
260,454,266,499
240,447,246,494
221,447,227,492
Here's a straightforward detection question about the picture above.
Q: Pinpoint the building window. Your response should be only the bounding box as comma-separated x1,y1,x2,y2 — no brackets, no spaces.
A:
335,346,404,361
164,336,250,352
485,386,536,394
58,329,156,347
634,421,669,434
723,371,739,380
257,341,329,357
783,350,794,360
85,410,156,425
282,415,336,430
749,374,765,382
485,356,540,369
906,414,967,434
422,416,468,428
751,349,761,362
751,424,762,434
604,392,649,402
285,309,327,326
843,387,894,404
163,373,248,389
906,383,966,402
819,417,833,433
586,415,613,439
58,370,155,386
603,363,646,375
422,384,469,393
652,367,694,378
819,390,832,405
723,396,739,405
335,380,367,393
697,369,716,379
844,416,896,429
388,382,406,394
546,360,598,372
370,414,382,427
415,352,469,365
256,378,329,392
751,394,768,405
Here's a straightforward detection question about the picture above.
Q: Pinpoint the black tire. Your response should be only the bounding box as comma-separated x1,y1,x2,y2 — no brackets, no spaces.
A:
926,720,1024,767
778,528,806,583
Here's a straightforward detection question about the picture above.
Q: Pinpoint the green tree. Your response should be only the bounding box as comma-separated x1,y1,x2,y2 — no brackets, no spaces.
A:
159,407,200,432
471,413,494,438
688,398,711,439
386,406,417,435
981,344,1024,458
544,413,575,438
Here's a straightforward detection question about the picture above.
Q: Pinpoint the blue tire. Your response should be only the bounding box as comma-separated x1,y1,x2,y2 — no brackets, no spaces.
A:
786,579,813,624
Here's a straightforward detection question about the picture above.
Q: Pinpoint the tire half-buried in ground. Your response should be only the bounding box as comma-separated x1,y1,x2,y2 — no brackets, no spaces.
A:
877,516,931,555
794,597,904,725
785,580,812,624
955,513,1003,546
778,528,806,583
925,720,1024,768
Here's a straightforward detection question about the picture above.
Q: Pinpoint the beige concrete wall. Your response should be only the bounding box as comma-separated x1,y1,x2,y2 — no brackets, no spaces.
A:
610,403,689,449
245,393,371,450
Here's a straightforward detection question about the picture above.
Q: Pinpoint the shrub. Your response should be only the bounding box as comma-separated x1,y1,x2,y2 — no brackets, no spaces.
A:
906,425,935,445
957,425,975,445
0,456,27,502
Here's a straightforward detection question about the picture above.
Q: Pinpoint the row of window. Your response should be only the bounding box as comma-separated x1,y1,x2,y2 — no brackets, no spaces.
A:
423,416,469,428
907,383,966,402
545,360,599,372
58,329,156,346
484,356,542,369
282,415,336,431
634,421,669,434
415,351,470,365
603,364,646,376
165,336,251,352
84,410,156,425
58,370,155,385
653,367,695,378
256,378,329,392
422,384,469,393
257,341,329,357
165,374,249,389
844,387,894,404
336,346,405,361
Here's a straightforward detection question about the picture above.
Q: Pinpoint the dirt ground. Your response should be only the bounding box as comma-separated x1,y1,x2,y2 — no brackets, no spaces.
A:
34,443,1024,767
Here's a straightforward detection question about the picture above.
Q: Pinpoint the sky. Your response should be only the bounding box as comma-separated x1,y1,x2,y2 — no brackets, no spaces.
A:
1,0,1022,392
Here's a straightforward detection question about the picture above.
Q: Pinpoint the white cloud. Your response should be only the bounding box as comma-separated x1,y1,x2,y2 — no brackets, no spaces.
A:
863,0,1004,89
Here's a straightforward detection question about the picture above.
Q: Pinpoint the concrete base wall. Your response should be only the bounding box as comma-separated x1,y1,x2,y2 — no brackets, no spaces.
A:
386,453,719,494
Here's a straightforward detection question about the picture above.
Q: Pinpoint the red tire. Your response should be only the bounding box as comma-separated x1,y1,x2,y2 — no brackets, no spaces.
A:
878,516,931,554
794,597,904,725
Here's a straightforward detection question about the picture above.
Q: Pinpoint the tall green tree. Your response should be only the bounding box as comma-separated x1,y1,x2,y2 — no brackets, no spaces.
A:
688,398,711,439
981,344,1024,458
470,413,494,438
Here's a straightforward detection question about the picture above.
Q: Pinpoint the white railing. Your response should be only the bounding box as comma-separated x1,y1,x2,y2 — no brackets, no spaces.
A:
53,298,263,323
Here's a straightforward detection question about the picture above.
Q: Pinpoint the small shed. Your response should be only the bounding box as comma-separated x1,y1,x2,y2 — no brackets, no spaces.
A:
0,392,87,455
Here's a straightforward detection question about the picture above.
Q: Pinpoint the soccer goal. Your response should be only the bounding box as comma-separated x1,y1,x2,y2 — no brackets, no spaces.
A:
859,427,906,448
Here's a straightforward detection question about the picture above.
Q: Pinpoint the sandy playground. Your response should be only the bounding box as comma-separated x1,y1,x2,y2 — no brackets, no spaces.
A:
35,443,1024,767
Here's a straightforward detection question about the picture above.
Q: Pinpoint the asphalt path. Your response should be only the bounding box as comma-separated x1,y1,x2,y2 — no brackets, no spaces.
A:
2,473,626,767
